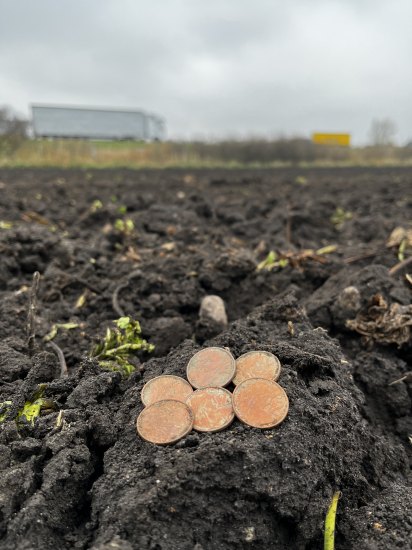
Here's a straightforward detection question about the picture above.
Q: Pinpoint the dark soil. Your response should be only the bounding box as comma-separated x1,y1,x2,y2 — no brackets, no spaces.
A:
0,167,411,550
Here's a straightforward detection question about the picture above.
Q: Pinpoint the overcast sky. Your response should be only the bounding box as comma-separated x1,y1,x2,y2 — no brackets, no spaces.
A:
1,0,411,144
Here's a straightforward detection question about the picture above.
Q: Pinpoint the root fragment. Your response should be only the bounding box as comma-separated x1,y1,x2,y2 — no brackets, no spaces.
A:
389,256,412,276
388,372,412,386
47,341,68,377
112,269,142,317
346,294,412,347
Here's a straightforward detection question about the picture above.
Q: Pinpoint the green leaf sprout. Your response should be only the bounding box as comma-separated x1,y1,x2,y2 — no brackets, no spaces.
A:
114,218,134,234
0,401,12,422
91,316,154,376
331,207,352,227
1,385,56,426
257,251,289,271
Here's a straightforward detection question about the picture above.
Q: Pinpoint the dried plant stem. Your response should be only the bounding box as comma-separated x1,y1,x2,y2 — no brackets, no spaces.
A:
388,372,412,386
285,204,293,245
389,256,412,276
343,247,388,264
60,276,101,294
112,284,126,317
48,341,68,377
112,269,142,317
27,271,40,356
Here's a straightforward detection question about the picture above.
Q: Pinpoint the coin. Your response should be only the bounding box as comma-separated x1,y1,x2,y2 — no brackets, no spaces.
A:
136,400,193,445
141,375,193,406
186,347,236,389
232,378,289,429
186,387,234,432
233,351,281,386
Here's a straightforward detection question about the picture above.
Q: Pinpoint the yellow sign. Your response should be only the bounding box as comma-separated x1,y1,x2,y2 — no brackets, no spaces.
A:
312,133,351,147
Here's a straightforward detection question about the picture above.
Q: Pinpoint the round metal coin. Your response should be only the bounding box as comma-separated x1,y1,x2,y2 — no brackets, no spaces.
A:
141,375,194,406
233,351,281,386
232,378,289,429
136,400,193,445
186,387,234,432
186,347,236,389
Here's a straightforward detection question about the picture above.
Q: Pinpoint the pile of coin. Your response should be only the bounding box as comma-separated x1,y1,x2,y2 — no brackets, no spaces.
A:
136,347,289,445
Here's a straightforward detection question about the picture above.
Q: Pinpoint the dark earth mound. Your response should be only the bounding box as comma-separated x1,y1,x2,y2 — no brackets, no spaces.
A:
0,167,411,549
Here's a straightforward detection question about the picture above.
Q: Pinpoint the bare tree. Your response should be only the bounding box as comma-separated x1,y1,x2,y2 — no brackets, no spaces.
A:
0,106,28,155
0,106,28,137
369,118,396,146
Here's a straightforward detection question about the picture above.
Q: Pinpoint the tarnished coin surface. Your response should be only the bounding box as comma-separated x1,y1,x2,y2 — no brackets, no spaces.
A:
141,375,193,406
186,347,235,389
232,378,289,429
136,400,193,445
233,351,281,386
186,387,234,432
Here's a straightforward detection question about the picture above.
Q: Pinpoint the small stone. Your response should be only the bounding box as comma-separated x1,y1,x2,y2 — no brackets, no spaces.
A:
197,295,229,340
337,286,361,313
244,526,255,542
90,536,133,550
199,295,228,327
147,293,161,305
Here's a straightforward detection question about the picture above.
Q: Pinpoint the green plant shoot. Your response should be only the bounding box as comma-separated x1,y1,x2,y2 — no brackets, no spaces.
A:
0,401,12,422
0,386,56,426
398,238,407,261
317,244,338,255
114,218,134,234
90,199,103,212
257,250,277,270
0,220,13,229
324,491,341,550
43,322,79,342
91,316,154,376
331,207,352,227
257,251,289,271
295,175,308,185
17,385,55,425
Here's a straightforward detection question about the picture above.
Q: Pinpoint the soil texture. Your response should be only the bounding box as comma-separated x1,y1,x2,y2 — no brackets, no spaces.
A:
0,167,411,549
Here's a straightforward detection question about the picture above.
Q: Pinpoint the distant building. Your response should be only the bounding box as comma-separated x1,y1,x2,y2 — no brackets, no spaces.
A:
312,133,351,147
31,104,165,141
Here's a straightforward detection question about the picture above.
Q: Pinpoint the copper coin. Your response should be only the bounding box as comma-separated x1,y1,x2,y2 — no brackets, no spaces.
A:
233,351,281,386
186,347,235,389
232,378,289,429
186,387,234,432
136,400,193,445
141,375,193,406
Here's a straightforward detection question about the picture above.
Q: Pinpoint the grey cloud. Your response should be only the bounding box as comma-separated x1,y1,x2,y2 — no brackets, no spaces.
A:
0,0,411,143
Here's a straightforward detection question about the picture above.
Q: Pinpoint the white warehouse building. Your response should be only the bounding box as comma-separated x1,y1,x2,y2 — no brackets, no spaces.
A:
31,104,165,141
